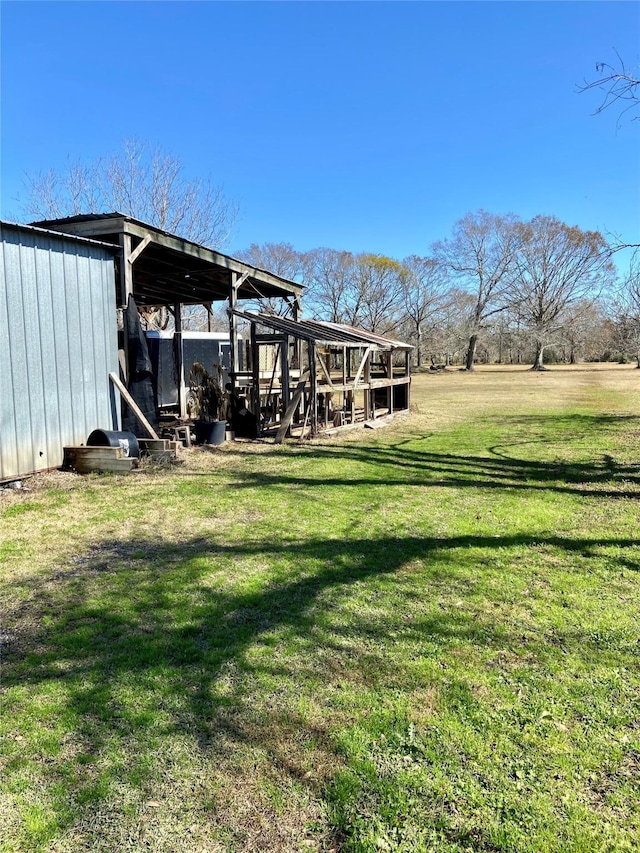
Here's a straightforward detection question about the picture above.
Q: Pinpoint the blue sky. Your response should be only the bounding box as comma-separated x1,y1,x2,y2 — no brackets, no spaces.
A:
1,1,638,270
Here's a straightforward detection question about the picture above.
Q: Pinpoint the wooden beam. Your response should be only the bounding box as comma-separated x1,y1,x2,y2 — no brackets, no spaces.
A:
364,352,373,420
309,341,318,437
250,321,260,436
118,233,133,307
316,352,335,388
229,274,239,383
274,381,306,444
128,234,152,265
174,303,187,419
280,336,290,411
353,347,371,387
108,372,160,439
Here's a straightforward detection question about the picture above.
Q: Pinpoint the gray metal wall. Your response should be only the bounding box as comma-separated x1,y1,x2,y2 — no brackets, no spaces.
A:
0,223,119,481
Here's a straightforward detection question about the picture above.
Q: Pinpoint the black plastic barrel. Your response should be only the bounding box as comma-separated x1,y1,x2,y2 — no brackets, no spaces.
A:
87,430,140,458
194,420,226,446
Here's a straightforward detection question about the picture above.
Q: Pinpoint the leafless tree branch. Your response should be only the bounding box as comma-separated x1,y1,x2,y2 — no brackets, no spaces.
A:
578,50,640,128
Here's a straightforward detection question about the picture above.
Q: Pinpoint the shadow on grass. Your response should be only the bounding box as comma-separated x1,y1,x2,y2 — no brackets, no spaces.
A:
209,412,640,499
4,523,639,847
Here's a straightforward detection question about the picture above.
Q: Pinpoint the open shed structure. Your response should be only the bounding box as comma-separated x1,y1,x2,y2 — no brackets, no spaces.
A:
32,213,304,420
234,310,412,438
3,213,413,479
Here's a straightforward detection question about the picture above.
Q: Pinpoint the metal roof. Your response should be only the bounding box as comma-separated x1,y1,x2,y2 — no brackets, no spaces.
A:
235,310,413,350
29,213,303,306
317,320,412,350
1,219,119,251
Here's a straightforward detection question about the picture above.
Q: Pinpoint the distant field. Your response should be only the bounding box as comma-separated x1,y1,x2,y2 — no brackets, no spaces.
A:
1,364,639,852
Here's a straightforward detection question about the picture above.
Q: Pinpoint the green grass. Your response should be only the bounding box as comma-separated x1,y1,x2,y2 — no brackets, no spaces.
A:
1,364,639,852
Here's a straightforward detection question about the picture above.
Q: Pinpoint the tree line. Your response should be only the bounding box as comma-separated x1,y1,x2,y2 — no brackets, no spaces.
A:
237,211,638,371
20,140,637,370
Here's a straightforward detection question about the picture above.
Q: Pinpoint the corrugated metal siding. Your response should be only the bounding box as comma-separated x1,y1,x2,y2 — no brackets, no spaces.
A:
0,223,118,480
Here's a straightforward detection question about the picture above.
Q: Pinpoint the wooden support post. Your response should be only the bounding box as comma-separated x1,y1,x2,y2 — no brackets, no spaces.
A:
364,350,372,420
118,233,134,384
229,272,240,387
280,336,290,412
118,233,134,307
174,302,187,419
387,352,393,413
228,271,250,387
251,322,260,436
293,295,302,377
292,295,302,321
309,341,318,436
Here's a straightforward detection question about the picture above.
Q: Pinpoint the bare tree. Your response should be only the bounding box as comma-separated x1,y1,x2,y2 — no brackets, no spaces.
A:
579,53,640,254
613,256,640,366
557,299,609,364
302,248,356,323
433,211,520,370
509,216,615,370
301,249,405,333
400,255,449,366
234,242,304,316
235,242,303,281
434,287,476,366
352,254,405,334
20,138,238,248
579,51,640,127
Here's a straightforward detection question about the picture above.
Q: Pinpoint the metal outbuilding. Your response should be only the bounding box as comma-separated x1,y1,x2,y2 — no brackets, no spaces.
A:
0,221,119,481
31,213,304,420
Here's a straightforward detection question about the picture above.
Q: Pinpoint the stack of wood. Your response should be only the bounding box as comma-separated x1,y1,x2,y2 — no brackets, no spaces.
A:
63,445,139,474
63,438,180,474
138,438,180,463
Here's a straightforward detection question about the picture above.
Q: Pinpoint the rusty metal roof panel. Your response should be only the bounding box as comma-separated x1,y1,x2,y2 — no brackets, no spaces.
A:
236,311,412,349
237,312,366,345
314,321,413,349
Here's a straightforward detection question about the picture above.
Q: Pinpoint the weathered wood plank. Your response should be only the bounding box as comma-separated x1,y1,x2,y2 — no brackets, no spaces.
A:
63,446,137,474
128,234,151,265
274,381,306,444
316,353,335,388
64,446,123,460
74,459,136,474
108,372,160,439
138,439,171,451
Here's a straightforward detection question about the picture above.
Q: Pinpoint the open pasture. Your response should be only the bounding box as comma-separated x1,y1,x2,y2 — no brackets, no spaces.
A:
1,364,639,852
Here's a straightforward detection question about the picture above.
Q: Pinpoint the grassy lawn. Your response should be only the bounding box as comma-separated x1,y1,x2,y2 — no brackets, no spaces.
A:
1,364,639,852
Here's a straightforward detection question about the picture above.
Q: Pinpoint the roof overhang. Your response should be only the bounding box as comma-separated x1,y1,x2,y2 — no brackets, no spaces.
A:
234,310,413,350
29,213,303,307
